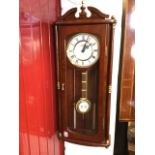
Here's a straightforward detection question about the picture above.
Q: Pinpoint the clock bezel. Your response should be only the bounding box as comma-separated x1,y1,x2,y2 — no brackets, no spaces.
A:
66,32,100,68
75,98,92,114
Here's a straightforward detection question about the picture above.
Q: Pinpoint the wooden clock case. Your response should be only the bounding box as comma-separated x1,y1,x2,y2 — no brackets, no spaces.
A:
54,5,116,147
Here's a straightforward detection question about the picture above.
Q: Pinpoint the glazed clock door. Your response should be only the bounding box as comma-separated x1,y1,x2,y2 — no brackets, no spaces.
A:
54,5,116,146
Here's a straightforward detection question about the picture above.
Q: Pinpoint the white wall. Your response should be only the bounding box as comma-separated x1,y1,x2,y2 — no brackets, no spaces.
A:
60,0,123,155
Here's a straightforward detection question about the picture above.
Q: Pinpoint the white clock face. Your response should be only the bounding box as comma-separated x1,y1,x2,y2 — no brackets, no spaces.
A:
66,33,99,68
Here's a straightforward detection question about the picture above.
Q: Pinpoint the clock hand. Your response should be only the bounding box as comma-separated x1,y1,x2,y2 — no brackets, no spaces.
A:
81,36,90,53
81,42,87,53
81,42,90,53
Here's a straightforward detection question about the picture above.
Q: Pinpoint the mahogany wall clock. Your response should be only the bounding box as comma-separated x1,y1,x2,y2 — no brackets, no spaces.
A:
54,3,116,146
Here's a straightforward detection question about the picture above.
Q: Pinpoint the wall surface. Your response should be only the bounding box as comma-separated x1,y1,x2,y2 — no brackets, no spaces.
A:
60,0,123,155
19,0,64,155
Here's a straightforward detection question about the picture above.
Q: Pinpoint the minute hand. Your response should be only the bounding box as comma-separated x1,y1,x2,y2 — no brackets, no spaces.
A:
81,42,89,53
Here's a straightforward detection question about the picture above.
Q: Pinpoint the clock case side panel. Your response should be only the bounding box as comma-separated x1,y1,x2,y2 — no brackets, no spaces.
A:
105,22,116,142
54,25,63,137
54,6,116,147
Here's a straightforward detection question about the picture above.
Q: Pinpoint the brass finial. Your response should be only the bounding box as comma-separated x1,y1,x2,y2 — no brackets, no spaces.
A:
81,0,85,10
82,0,84,5
80,0,86,18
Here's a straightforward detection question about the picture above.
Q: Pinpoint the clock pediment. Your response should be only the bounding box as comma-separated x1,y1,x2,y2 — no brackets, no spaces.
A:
56,5,116,25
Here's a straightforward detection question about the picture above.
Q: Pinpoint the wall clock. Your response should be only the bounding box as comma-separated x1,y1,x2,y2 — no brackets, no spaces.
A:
54,2,116,146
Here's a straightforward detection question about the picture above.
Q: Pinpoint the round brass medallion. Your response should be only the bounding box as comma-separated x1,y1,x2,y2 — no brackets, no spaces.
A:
76,98,91,114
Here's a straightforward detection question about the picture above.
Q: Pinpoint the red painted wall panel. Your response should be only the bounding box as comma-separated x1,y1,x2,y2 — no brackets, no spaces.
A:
19,0,64,155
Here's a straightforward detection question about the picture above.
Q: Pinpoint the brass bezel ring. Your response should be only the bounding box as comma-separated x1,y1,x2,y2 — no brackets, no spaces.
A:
66,33,100,68
75,98,91,114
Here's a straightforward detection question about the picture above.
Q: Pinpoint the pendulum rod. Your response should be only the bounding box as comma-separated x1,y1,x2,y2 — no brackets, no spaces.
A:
81,71,88,99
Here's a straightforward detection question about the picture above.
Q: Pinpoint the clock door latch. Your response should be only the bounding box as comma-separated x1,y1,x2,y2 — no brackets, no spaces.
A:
61,83,65,91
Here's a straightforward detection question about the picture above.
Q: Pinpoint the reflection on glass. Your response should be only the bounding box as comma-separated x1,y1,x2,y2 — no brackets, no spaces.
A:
131,44,135,59
130,10,135,29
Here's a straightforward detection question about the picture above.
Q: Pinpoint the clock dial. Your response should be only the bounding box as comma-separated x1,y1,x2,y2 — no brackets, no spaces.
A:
66,33,99,68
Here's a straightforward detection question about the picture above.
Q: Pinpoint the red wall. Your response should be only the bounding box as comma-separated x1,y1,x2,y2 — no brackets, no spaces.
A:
19,0,64,155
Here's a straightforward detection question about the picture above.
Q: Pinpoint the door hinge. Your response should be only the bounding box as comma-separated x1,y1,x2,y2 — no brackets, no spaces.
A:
61,83,65,91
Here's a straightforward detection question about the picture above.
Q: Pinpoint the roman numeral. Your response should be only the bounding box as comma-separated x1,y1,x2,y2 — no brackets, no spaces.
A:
92,55,96,59
76,38,79,42
71,55,75,59
87,36,90,42
82,35,85,40
75,59,78,64
94,49,98,52
91,43,96,46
